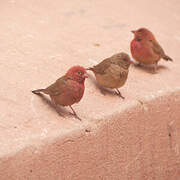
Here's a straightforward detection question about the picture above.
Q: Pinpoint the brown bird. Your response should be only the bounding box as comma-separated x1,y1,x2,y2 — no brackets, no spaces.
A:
87,52,134,99
32,66,88,120
131,28,173,72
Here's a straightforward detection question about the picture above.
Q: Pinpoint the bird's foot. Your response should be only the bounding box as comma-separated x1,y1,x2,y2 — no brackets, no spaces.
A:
68,112,81,121
73,114,82,121
152,70,158,74
115,89,125,99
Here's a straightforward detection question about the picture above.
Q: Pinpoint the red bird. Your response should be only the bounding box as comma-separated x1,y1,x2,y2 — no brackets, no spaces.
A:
32,66,88,120
130,28,173,72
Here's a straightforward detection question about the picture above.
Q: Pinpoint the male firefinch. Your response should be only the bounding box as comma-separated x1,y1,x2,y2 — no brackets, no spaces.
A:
32,66,88,120
130,28,173,72
87,52,133,99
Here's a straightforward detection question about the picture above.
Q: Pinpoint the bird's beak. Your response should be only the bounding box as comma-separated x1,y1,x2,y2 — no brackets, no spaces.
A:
131,30,136,34
83,73,88,78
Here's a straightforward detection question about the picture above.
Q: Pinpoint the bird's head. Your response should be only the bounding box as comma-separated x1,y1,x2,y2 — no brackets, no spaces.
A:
66,66,88,83
113,52,134,69
131,28,155,40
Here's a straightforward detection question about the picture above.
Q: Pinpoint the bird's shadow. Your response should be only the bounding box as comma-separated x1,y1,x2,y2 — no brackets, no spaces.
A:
133,63,169,74
32,93,75,119
87,72,122,97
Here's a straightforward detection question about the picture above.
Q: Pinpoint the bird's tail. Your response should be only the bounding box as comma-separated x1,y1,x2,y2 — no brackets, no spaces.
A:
163,55,173,61
32,89,45,94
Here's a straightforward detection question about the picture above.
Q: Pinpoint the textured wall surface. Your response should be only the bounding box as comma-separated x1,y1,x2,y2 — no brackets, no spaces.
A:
0,0,180,179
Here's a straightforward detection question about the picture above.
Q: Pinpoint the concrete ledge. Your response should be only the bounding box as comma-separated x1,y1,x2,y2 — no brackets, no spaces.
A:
0,89,180,180
0,0,180,179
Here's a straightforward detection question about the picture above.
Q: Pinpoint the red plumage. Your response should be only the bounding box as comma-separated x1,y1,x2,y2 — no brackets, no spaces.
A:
32,66,88,120
130,28,173,72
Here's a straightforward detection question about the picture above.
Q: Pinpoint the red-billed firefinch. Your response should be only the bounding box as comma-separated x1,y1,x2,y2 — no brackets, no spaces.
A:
87,52,134,99
130,28,173,72
32,66,88,120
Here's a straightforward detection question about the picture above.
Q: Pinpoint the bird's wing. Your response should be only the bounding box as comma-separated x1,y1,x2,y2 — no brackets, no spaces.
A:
149,39,165,57
93,58,113,75
119,67,128,82
149,39,173,61
44,76,68,96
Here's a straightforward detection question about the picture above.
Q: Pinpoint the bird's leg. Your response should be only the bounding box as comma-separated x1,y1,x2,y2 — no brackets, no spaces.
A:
69,106,81,121
115,89,125,99
153,62,158,73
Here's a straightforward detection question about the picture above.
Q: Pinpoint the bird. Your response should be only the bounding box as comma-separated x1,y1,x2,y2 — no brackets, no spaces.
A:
32,66,88,120
130,27,173,72
86,52,134,99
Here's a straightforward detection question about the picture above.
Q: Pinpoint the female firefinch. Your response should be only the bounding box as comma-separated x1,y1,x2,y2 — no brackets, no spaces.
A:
32,66,88,120
87,52,134,99
130,28,173,72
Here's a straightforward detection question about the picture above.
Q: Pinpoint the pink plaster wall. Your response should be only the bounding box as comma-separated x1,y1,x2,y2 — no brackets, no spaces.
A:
0,91,180,180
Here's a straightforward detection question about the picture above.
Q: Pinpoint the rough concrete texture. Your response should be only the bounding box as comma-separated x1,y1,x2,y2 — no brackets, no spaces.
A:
0,0,180,179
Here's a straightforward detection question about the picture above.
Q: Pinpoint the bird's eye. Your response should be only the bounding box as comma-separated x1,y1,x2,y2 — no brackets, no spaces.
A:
77,71,82,75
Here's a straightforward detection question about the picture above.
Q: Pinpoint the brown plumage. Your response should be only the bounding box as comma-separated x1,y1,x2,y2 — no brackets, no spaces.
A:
131,28,173,72
87,52,133,99
32,66,88,120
